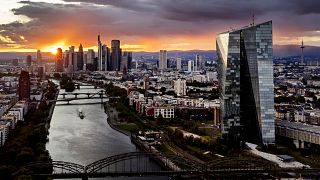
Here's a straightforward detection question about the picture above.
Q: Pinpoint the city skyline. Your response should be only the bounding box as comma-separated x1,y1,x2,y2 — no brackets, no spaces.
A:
0,0,320,52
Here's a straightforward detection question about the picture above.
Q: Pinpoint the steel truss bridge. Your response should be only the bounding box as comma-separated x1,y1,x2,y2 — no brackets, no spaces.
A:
23,151,320,179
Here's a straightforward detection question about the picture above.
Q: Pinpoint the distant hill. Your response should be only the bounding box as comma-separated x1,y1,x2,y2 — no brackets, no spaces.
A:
273,45,320,57
133,45,320,59
0,45,319,60
0,52,55,60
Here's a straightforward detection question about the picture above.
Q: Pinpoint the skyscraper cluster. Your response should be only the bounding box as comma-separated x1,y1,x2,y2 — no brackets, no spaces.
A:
59,35,132,73
217,21,275,145
160,51,205,71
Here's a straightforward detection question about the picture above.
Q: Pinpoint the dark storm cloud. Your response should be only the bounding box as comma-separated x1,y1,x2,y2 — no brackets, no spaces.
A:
1,0,320,50
62,0,320,21
1,0,218,48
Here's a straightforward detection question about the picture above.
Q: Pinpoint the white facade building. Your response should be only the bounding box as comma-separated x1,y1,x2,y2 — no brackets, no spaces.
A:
188,60,194,72
0,121,10,147
154,107,175,119
174,79,186,96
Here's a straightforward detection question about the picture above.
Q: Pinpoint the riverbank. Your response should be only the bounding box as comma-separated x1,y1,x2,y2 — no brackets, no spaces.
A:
45,87,59,130
104,102,138,136
104,102,182,172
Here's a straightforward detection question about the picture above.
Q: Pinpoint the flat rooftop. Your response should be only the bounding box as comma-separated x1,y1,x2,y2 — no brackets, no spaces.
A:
275,120,320,135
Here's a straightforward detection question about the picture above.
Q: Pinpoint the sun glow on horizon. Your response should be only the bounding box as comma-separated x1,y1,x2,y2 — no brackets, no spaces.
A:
42,41,67,55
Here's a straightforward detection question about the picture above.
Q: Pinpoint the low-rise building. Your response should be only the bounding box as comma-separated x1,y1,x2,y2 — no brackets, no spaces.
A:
0,121,10,147
154,106,175,119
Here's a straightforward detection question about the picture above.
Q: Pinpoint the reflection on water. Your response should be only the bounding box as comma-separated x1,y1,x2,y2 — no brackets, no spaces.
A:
46,84,168,180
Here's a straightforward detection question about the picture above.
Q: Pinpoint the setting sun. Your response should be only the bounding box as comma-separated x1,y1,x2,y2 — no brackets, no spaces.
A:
49,47,58,55
42,41,66,54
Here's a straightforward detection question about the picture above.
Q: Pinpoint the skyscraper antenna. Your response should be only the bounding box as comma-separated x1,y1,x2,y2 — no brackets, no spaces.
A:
252,11,255,26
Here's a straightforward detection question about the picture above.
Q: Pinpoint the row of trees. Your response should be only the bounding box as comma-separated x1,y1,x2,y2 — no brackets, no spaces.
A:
0,81,57,179
167,128,231,156
59,74,75,92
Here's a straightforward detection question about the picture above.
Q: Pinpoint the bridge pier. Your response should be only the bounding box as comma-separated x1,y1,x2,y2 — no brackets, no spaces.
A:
299,140,305,149
75,94,78,98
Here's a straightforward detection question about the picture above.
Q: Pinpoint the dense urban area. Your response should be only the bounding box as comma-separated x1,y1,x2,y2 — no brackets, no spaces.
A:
0,21,320,179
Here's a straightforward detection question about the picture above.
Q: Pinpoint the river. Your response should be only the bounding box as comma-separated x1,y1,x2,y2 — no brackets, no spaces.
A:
46,83,168,180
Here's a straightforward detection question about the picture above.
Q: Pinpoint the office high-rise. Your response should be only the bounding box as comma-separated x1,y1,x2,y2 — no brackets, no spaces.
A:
101,45,110,71
67,46,77,72
124,51,133,70
159,50,167,70
111,40,121,71
77,44,84,71
217,21,274,145
56,48,63,72
176,57,182,70
188,60,194,72
195,55,204,71
97,35,110,71
122,51,132,71
63,50,69,70
86,49,95,71
98,35,103,71
86,49,95,64
36,50,42,65
26,55,32,67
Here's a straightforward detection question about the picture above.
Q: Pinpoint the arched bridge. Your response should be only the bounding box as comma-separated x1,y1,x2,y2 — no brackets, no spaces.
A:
24,152,202,178
21,151,320,179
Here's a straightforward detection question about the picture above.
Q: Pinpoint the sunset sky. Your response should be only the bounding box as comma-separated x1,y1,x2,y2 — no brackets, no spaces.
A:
0,0,320,52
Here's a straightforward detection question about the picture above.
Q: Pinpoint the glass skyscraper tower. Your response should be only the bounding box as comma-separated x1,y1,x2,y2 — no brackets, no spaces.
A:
217,21,275,145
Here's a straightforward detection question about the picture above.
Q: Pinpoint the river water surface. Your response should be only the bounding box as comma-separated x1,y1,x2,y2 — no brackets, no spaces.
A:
46,84,168,180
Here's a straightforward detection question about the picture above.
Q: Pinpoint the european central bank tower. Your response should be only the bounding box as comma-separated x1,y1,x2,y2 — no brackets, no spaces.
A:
217,21,275,145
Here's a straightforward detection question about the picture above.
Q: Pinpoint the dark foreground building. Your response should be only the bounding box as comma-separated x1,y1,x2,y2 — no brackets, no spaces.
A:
19,71,30,100
217,21,275,145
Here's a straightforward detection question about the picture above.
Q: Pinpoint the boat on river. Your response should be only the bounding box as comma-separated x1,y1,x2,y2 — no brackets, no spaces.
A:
78,108,85,119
